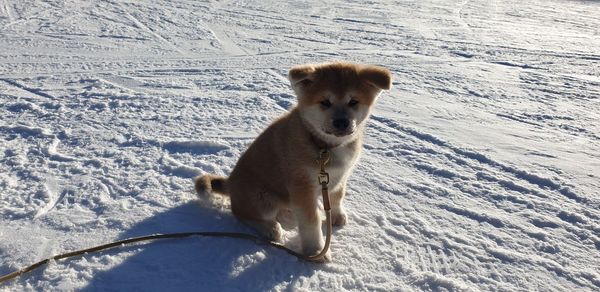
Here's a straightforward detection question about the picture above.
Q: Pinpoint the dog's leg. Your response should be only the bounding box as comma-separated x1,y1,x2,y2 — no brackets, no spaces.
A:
231,191,283,242
331,183,348,226
294,205,328,259
291,189,331,261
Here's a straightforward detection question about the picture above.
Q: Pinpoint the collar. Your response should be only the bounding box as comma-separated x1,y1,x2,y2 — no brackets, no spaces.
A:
308,131,342,150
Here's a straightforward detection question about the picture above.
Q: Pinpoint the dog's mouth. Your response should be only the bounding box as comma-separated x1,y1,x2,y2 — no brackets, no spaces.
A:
325,129,354,137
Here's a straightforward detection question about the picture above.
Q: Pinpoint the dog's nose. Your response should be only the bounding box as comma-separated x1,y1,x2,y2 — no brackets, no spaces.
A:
333,118,350,131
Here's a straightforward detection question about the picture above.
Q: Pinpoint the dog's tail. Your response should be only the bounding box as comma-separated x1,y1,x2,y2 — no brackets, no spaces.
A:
194,174,229,197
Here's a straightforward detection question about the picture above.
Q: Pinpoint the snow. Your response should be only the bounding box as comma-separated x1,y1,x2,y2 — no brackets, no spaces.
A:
1,0,599,291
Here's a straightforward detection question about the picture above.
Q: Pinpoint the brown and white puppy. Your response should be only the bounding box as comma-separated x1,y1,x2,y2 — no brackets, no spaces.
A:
195,61,392,260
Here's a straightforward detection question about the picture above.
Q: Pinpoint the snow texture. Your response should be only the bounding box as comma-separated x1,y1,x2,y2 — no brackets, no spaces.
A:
1,0,599,291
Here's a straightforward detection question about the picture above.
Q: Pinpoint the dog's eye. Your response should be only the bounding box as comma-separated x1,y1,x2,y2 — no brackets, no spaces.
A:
348,99,359,107
320,100,332,108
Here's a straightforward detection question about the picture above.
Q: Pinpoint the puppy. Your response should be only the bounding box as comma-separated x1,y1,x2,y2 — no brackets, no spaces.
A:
195,61,392,260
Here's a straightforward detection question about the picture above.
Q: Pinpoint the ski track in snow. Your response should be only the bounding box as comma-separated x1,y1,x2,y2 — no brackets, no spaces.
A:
1,0,599,291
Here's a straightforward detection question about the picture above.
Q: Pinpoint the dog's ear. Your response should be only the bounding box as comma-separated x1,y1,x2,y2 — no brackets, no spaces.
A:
360,65,392,90
288,64,316,89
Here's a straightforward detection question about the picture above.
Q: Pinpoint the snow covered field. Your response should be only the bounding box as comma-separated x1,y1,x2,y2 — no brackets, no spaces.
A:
1,0,599,290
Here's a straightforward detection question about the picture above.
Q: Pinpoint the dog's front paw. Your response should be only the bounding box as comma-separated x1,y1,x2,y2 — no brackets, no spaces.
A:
302,237,324,256
331,209,348,226
303,242,331,262
309,249,332,263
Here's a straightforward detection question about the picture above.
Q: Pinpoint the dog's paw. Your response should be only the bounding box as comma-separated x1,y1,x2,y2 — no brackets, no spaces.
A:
331,210,348,226
303,244,331,263
248,220,283,242
267,222,283,242
309,250,332,263
317,250,332,263
302,238,324,256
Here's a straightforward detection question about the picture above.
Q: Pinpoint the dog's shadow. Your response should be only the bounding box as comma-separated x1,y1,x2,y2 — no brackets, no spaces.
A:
82,201,317,291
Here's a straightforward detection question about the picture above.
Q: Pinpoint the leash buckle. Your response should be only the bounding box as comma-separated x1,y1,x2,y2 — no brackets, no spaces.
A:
317,149,330,186
318,172,329,185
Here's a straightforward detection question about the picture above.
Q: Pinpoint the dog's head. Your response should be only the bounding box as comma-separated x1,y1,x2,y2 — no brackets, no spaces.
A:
289,61,392,145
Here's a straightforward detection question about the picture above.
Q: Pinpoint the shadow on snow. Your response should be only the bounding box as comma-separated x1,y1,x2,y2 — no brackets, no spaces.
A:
81,201,316,291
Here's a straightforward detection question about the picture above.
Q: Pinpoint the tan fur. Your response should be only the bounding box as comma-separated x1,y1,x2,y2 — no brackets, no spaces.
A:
194,61,392,261
194,174,227,197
